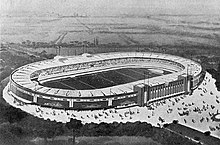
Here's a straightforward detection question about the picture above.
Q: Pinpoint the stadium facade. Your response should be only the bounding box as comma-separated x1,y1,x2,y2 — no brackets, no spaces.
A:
5,52,205,110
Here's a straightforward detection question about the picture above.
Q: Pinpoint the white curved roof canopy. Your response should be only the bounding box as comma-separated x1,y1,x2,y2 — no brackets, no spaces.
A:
11,52,202,98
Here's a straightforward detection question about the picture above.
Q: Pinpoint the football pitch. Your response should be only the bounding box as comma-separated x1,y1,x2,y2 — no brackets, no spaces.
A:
42,68,170,90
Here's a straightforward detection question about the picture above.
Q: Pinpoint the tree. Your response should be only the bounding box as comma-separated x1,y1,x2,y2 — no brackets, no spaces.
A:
218,62,220,73
9,125,26,138
163,124,170,128
37,128,54,145
37,123,55,145
3,106,27,123
172,120,179,124
66,118,83,145
204,131,211,136
194,136,200,141
35,120,65,145
0,125,23,145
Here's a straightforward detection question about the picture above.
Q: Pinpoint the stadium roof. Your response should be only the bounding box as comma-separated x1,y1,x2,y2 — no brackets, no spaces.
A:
11,52,202,98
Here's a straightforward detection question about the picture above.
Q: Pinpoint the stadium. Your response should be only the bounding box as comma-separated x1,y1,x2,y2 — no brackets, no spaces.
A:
5,52,205,110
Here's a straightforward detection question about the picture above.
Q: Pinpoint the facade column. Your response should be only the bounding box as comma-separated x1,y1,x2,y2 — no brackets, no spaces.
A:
169,85,171,95
165,86,168,96
156,86,159,98
154,87,156,98
154,88,156,99
163,86,165,97
160,86,163,97
177,84,179,93
157,86,159,98
108,98,112,106
180,83,182,92
171,85,173,95
159,87,161,97
182,81,184,92
163,86,166,96
176,83,180,93
151,89,153,99
152,89,154,99
176,83,178,93
168,86,170,95
69,99,74,108
170,86,172,95
144,89,148,104
164,87,167,96
153,89,155,99
158,87,160,98
33,95,37,103
150,89,152,99
153,88,155,99
174,84,176,94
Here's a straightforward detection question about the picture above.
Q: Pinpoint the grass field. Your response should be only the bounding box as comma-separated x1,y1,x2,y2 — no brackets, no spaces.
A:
1,14,220,47
42,68,169,90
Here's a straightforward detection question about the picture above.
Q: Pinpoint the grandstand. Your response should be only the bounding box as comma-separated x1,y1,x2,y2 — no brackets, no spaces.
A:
5,52,204,110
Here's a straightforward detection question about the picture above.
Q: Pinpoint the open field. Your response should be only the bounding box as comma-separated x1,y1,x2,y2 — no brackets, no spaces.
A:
1,14,220,71
1,13,220,72
1,14,220,46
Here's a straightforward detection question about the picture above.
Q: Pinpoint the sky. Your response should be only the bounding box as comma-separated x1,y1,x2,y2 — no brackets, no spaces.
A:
0,0,220,16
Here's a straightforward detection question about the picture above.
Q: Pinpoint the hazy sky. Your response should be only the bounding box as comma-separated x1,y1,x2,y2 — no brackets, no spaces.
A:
1,0,220,16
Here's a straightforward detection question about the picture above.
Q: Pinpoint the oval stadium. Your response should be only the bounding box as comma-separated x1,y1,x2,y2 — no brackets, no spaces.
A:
4,52,205,110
